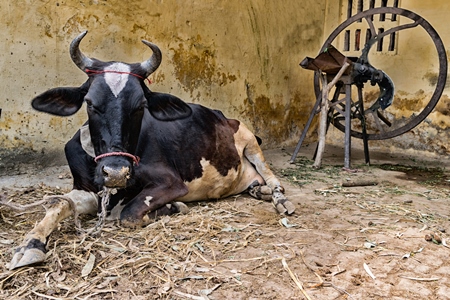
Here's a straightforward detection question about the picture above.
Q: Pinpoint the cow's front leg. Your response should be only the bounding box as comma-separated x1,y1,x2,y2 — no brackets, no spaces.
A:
9,190,98,270
120,181,189,228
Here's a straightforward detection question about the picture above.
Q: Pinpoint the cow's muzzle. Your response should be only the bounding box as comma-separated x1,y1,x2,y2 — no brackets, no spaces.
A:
94,152,138,188
102,165,130,188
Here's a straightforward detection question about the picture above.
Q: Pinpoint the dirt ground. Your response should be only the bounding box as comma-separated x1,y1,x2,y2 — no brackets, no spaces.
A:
0,144,449,300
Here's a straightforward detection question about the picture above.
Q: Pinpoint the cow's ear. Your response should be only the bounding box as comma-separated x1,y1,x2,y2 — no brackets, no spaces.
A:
31,81,89,116
146,92,192,121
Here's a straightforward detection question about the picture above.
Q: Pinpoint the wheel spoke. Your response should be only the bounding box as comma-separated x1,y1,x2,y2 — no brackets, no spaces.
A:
377,21,420,40
376,110,392,127
371,111,385,133
364,16,377,37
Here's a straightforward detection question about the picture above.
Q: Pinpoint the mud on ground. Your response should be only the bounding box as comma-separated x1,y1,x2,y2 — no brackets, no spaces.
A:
0,145,449,299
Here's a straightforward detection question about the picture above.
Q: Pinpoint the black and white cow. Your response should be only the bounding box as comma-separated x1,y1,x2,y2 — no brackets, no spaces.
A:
9,31,294,269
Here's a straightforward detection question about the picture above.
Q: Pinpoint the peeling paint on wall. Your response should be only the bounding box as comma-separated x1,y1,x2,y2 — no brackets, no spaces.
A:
169,36,239,99
242,81,318,148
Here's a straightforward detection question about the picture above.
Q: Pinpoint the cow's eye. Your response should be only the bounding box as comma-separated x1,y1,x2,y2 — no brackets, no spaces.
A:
135,100,147,112
85,98,103,113
85,98,93,108
139,102,147,110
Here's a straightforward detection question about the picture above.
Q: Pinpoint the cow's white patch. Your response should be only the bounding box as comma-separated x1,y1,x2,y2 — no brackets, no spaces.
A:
144,196,153,206
178,158,243,202
107,198,126,220
104,63,130,97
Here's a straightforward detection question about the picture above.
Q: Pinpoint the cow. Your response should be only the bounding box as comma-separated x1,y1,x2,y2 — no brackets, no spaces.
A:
8,31,295,270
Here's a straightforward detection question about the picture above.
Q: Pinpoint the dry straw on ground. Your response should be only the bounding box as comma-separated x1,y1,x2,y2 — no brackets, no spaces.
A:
0,156,449,299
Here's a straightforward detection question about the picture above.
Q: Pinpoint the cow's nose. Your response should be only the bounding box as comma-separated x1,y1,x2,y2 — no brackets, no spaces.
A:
102,166,130,188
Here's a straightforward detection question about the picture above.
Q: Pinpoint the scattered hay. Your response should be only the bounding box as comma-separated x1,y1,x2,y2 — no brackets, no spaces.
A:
0,185,316,299
0,158,449,299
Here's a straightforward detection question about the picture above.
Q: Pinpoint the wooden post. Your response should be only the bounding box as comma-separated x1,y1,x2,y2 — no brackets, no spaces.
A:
312,74,329,169
312,62,350,169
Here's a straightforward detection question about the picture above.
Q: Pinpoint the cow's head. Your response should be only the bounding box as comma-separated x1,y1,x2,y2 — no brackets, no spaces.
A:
32,31,191,189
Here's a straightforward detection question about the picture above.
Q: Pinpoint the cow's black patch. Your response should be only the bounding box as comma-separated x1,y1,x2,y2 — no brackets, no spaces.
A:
24,238,47,252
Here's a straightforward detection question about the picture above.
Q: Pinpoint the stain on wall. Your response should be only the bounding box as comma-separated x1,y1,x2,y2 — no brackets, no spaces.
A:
242,82,318,146
171,37,217,95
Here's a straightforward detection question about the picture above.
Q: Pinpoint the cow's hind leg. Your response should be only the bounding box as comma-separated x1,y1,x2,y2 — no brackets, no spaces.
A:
9,190,97,270
238,127,295,214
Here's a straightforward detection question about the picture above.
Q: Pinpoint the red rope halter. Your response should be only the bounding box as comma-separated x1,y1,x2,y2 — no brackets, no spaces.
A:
85,69,152,85
94,152,140,166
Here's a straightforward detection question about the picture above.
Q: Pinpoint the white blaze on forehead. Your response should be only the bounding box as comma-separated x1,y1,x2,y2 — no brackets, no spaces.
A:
104,63,130,97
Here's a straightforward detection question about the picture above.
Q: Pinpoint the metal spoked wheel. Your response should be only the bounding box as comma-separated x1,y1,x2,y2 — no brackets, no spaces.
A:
315,7,447,140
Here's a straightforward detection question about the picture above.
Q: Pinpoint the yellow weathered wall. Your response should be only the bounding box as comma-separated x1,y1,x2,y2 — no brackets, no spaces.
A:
0,0,448,173
0,0,325,172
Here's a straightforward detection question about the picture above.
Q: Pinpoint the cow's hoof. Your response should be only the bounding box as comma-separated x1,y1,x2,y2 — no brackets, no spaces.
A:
248,184,273,201
173,202,189,214
272,190,295,215
9,246,46,270
120,218,144,228
146,202,190,220
122,202,190,227
249,184,295,215
273,198,296,215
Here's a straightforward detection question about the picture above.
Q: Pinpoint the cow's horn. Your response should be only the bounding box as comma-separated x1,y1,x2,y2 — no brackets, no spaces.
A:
140,40,162,77
70,30,94,71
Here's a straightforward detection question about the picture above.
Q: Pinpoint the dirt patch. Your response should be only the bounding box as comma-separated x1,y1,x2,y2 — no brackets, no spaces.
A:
0,145,449,299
